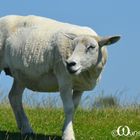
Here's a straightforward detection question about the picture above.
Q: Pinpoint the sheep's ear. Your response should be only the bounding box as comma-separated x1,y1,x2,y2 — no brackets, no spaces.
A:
63,33,77,40
98,35,121,47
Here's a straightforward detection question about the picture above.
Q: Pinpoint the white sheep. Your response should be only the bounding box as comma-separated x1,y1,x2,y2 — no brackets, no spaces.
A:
0,15,120,140
0,15,97,71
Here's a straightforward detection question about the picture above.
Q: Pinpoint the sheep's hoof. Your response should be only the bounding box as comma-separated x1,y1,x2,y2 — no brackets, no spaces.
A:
22,132,35,140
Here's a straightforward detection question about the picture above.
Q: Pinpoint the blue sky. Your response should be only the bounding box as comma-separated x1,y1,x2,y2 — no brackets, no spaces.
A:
0,0,140,104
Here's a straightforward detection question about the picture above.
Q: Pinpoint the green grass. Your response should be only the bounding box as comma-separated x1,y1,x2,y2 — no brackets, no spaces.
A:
0,105,140,140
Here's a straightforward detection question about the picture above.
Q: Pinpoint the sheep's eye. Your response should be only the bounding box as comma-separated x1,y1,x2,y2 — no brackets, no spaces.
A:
87,45,95,51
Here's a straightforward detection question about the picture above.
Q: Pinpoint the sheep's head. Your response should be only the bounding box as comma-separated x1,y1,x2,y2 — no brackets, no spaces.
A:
64,33,120,75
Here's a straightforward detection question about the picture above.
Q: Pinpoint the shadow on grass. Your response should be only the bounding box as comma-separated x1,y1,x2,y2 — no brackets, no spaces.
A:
0,131,62,140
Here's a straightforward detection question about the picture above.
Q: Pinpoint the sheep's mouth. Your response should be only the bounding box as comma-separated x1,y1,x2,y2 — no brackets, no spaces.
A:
67,67,81,75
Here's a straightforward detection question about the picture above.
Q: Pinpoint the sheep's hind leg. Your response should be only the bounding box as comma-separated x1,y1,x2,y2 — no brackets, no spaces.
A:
8,79,33,134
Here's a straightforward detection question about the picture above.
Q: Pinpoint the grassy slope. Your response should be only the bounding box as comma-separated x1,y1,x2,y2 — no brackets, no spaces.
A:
0,105,140,140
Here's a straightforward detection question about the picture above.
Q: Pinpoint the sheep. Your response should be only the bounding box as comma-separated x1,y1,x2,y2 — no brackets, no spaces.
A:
0,15,120,140
0,15,97,72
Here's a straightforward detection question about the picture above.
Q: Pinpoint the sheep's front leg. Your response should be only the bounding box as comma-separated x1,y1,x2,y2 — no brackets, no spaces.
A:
8,79,33,134
73,90,83,112
60,86,75,140
55,62,75,140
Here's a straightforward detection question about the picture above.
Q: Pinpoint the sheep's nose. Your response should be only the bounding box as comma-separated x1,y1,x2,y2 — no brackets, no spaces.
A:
66,61,76,68
66,61,78,74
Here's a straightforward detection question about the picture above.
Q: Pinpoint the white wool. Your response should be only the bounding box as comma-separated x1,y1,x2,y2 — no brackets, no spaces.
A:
0,15,98,70
0,15,118,140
